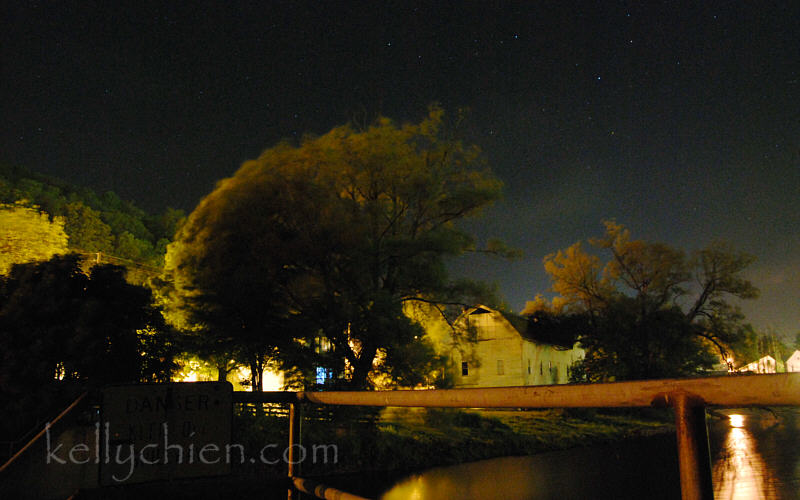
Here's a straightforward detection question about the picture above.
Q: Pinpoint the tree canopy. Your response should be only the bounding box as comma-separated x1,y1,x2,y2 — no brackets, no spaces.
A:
0,203,68,274
0,164,185,267
165,107,503,389
63,201,114,253
527,221,759,380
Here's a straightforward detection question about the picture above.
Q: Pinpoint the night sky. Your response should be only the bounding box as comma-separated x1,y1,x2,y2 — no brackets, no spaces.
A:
3,2,798,335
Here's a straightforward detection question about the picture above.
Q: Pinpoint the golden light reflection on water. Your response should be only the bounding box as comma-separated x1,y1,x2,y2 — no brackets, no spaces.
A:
729,414,745,428
380,456,540,500
381,411,794,500
713,413,778,500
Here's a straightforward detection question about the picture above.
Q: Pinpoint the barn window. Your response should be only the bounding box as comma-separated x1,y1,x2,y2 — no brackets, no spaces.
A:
462,362,469,376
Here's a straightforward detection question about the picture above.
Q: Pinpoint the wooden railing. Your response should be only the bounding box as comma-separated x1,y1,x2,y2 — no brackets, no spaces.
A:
236,373,800,500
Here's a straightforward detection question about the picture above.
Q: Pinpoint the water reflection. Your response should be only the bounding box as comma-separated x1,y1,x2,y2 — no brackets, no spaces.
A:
712,412,779,500
380,409,800,500
380,456,543,500
380,436,681,499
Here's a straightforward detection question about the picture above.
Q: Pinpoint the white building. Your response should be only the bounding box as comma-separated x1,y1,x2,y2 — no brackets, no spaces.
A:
447,305,584,388
738,355,777,374
786,350,800,373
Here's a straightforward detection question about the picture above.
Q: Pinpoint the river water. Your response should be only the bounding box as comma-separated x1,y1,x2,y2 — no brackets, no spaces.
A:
380,408,800,500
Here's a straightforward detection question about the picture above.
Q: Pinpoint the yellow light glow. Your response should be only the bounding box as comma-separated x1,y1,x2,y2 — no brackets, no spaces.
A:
713,415,777,499
261,370,283,391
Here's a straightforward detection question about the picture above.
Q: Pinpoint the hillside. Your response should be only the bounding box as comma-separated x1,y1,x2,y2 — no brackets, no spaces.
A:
0,164,184,269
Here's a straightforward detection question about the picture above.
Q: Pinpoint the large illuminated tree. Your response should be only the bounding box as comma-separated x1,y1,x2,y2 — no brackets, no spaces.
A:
166,107,503,389
528,221,759,380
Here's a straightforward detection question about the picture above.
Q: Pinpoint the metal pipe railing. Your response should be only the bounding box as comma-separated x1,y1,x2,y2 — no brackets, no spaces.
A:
287,402,302,500
672,393,713,500
291,477,370,500
235,373,800,500
0,392,88,474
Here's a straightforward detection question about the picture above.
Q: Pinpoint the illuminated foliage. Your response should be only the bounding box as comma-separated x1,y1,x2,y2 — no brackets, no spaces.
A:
62,201,114,253
537,221,758,381
542,242,610,312
166,106,503,389
0,203,68,274
0,164,185,267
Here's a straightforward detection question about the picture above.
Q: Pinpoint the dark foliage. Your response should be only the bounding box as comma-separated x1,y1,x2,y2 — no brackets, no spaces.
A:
0,255,177,439
572,298,718,382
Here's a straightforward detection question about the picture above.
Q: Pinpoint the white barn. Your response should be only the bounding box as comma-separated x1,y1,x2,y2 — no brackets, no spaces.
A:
448,305,584,388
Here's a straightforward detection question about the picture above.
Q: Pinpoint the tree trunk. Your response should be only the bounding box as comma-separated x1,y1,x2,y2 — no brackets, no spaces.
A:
250,359,264,392
349,345,378,389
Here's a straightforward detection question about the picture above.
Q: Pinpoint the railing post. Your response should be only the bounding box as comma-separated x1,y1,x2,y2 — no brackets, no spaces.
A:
287,401,302,500
672,392,713,500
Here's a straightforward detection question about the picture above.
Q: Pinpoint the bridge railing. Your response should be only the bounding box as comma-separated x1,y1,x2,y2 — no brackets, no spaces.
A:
235,372,800,500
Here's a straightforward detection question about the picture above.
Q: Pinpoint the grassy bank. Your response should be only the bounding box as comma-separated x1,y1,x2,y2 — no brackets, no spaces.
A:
75,407,672,499
233,405,673,479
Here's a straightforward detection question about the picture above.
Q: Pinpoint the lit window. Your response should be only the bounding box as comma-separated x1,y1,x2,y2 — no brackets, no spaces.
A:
316,367,327,384
497,359,504,375
462,362,469,376
315,336,332,353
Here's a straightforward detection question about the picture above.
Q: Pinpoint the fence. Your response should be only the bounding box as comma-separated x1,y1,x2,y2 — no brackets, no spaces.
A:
2,374,797,499
237,372,800,500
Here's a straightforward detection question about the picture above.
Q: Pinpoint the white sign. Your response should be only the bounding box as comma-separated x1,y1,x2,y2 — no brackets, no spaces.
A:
99,382,232,485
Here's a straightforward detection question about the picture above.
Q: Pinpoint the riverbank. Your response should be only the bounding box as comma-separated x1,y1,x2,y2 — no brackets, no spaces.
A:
234,406,673,478
75,407,673,499
73,407,800,500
